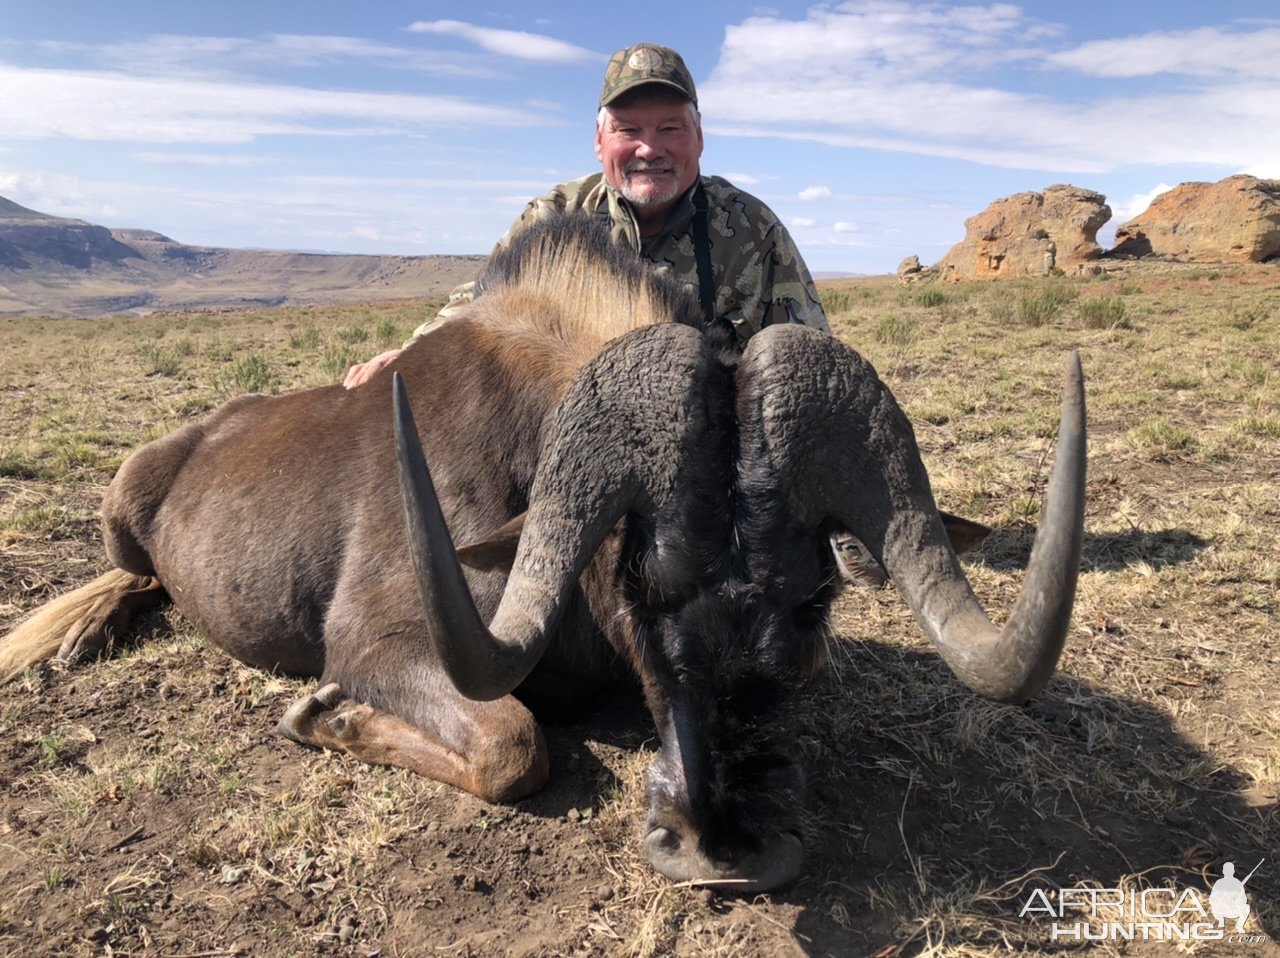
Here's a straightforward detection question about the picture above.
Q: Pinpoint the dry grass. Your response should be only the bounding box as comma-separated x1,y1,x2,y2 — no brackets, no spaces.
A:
1,268,1278,956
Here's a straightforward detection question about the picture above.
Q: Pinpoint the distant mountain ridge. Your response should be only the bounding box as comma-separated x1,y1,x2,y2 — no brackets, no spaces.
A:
0,196,80,223
0,198,141,274
0,197,486,318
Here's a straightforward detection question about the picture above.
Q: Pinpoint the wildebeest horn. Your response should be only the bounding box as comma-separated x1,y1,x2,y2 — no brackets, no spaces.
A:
737,326,1085,704
394,323,713,701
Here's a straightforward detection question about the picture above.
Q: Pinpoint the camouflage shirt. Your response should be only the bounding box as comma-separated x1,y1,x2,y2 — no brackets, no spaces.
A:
412,173,829,347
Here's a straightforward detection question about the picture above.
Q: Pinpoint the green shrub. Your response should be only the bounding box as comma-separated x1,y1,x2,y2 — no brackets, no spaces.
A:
223,354,275,394
1078,296,1131,329
136,344,184,377
321,343,357,380
1125,418,1198,460
1018,284,1077,327
873,315,918,347
1227,304,1270,330
0,454,53,480
375,318,401,344
289,327,321,350
820,289,854,315
914,287,947,308
987,291,1014,324
0,505,70,538
1235,415,1280,439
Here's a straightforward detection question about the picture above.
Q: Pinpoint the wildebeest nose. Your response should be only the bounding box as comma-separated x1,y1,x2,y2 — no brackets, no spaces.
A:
644,823,804,893
649,825,682,851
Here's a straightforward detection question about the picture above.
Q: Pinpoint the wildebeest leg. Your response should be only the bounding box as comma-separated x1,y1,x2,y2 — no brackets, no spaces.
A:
277,682,549,804
57,574,168,665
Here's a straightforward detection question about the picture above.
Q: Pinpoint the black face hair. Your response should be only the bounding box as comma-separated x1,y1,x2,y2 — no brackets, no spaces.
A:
619,336,838,856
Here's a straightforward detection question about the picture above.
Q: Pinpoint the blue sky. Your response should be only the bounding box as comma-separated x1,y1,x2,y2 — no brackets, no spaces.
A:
3,2,1278,274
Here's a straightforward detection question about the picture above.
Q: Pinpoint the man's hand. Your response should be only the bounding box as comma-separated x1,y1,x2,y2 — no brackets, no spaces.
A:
343,348,404,389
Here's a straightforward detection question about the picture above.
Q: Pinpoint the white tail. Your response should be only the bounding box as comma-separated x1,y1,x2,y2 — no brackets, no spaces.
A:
0,570,149,682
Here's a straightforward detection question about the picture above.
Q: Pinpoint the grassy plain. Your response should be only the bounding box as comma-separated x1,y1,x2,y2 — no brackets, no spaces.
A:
0,267,1277,956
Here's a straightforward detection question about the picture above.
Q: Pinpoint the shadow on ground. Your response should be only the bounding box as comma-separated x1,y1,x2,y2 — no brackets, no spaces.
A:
776,641,1276,956
977,524,1208,574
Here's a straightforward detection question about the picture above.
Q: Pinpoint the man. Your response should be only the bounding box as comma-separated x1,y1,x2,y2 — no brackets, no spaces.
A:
343,42,830,389
344,43,987,583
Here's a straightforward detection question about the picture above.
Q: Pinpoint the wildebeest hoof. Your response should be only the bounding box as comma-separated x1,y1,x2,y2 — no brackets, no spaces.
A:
55,574,166,666
313,682,343,708
56,616,115,665
277,682,345,742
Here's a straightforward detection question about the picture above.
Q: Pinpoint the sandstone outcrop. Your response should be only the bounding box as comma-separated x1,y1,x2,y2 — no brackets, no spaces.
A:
1110,174,1280,263
936,185,1111,281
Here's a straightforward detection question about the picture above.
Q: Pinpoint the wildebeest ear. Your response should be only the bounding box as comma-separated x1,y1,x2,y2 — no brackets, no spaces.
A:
456,512,527,572
939,510,991,555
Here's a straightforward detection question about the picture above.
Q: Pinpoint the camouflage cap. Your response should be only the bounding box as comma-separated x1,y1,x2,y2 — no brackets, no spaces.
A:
599,43,697,107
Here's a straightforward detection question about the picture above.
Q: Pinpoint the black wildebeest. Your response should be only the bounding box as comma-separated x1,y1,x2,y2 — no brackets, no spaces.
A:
0,215,1085,891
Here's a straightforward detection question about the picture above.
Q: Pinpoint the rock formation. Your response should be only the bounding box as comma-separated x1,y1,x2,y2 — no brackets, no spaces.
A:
1110,174,1280,263
0,197,140,271
936,185,1111,281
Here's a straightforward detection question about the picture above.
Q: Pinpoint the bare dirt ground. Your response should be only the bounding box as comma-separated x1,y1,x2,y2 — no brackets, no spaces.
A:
1,269,1278,956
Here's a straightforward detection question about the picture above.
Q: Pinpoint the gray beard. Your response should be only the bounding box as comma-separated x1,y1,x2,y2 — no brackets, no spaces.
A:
619,171,683,208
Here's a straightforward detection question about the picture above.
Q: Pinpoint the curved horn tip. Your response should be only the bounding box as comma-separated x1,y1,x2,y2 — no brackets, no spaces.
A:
903,348,1086,709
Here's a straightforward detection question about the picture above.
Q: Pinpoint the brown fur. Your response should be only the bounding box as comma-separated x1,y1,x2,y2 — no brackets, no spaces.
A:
0,215,698,804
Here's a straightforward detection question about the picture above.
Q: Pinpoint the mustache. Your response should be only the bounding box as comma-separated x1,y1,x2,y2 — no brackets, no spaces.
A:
624,162,674,174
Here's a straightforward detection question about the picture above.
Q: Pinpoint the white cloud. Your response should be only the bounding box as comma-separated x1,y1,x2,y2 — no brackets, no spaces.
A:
722,171,761,185
131,152,271,167
1045,26,1280,79
798,185,832,201
698,3,1280,174
407,20,600,63
1112,183,1174,224
34,33,500,80
834,221,859,233
0,169,105,219
0,64,555,144
790,216,817,227
1093,181,1175,248
1242,159,1280,178
275,174,555,193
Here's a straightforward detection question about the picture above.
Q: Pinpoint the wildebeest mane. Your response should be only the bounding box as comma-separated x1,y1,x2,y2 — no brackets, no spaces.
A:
467,213,738,358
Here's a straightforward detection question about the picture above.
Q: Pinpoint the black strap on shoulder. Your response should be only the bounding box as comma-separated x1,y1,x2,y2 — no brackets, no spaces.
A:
690,182,718,330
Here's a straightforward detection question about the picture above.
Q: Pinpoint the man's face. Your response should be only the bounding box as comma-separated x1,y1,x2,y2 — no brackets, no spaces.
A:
595,90,704,212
